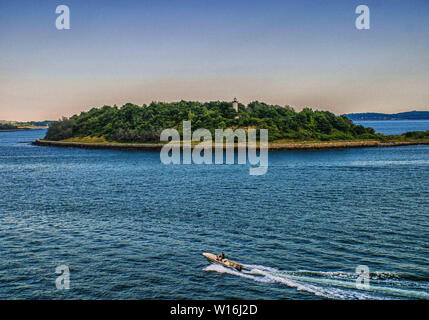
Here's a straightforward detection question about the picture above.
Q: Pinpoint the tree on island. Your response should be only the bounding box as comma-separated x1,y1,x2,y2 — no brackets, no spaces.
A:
45,100,390,143
0,123,19,130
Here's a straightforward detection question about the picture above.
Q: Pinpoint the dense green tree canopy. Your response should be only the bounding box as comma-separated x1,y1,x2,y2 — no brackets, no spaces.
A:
0,123,19,130
45,101,380,142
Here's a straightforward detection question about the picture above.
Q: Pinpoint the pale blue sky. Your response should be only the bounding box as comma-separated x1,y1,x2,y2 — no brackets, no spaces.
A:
1,0,428,120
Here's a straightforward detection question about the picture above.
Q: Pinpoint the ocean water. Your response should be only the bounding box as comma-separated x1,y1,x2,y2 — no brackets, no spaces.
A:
355,120,429,135
0,128,428,300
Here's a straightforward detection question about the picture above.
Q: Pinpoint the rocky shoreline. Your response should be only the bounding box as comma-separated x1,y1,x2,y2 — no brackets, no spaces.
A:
32,139,429,151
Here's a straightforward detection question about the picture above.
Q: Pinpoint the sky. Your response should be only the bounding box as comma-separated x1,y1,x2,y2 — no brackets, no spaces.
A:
1,0,429,121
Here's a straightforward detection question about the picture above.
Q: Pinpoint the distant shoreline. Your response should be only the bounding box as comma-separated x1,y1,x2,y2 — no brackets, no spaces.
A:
353,119,429,122
346,111,429,121
0,127,48,132
32,139,429,151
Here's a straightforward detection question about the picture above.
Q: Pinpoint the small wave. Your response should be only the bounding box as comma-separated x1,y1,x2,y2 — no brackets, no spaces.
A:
349,160,429,166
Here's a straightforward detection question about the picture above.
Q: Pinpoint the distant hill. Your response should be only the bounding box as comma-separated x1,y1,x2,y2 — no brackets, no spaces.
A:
0,120,54,130
0,123,18,130
346,111,429,121
16,120,55,127
0,120,54,126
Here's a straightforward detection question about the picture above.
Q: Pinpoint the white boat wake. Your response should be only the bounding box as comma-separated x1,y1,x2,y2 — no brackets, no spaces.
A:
204,264,429,300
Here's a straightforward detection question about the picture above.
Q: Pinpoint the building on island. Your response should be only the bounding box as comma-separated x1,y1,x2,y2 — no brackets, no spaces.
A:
233,98,239,112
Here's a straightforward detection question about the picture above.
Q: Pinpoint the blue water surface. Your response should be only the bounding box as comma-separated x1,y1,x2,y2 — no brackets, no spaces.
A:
0,128,428,300
355,120,429,135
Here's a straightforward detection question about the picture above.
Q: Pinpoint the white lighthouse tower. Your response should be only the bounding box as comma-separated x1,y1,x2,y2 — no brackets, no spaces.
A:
232,97,239,112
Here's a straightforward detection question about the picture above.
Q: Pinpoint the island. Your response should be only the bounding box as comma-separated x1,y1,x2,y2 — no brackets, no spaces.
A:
0,123,19,131
345,111,429,121
33,101,429,151
0,120,54,131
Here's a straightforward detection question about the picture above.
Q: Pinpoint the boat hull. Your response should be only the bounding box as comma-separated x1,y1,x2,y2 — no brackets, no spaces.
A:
202,253,244,271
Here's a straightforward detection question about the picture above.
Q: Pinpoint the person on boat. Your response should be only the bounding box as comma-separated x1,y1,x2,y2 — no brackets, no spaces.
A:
215,253,225,261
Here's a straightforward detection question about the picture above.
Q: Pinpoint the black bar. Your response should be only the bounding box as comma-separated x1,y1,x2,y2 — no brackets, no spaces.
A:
0,300,427,319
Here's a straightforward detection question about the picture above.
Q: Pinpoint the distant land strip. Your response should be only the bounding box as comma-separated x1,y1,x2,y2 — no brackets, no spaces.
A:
346,111,429,121
32,139,429,151
0,127,48,132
